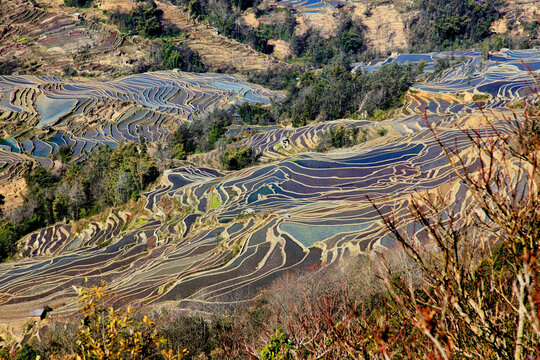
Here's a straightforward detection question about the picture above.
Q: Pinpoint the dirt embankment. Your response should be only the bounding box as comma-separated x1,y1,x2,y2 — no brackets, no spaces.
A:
0,177,26,218
491,0,540,36
155,0,284,72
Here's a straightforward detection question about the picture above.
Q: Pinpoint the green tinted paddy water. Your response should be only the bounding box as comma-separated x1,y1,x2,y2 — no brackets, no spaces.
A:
279,221,370,247
0,138,20,153
210,192,223,208
36,94,77,127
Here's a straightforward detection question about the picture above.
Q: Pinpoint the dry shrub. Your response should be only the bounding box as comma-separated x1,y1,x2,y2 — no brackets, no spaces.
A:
221,93,540,359
370,103,540,359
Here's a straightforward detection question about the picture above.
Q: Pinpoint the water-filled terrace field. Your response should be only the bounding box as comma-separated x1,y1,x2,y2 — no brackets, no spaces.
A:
0,48,539,326
0,115,517,321
0,71,279,164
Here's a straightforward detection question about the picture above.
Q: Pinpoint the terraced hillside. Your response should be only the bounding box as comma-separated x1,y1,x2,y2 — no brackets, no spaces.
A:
276,0,409,52
154,0,283,72
264,0,539,56
0,72,278,167
0,0,137,76
0,49,538,333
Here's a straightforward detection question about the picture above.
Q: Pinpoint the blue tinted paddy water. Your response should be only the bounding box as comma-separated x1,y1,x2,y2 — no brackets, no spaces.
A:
35,94,77,127
280,221,370,247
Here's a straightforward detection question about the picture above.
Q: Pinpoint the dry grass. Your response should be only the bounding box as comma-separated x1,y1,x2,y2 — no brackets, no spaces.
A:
0,177,26,218
352,3,410,53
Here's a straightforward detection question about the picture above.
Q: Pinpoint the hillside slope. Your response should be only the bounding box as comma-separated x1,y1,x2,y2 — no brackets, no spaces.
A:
0,48,538,337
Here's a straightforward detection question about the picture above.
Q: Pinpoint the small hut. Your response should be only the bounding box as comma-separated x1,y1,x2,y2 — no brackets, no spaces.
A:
28,308,46,321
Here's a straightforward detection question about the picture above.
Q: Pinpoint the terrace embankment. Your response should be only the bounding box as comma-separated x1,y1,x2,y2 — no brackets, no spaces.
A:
154,0,285,72
0,71,279,165
0,107,524,331
1,48,539,335
0,0,143,77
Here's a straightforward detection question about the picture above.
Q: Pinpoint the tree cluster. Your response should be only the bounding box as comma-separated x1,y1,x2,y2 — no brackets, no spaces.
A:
290,17,365,67
257,9,297,43
408,0,501,51
279,63,417,127
0,142,159,263
63,0,92,7
168,108,235,159
219,145,255,170
316,124,368,152
168,104,274,160
108,0,179,38
132,40,207,74
236,102,274,125
157,40,206,73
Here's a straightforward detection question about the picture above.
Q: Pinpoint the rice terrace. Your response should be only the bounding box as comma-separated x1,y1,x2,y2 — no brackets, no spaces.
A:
0,0,539,358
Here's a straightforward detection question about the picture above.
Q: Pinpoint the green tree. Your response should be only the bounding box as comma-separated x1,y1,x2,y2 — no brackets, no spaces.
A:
236,103,274,125
0,221,17,262
64,0,92,7
108,0,178,38
259,327,294,360
57,145,74,164
409,0,500,51
159,40,206,73
220,145,255,170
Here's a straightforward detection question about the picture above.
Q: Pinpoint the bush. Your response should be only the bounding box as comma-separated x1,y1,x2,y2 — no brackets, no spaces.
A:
259,327,294,360
158,314,211,358
74,282,187,359
220,145,255,170
158,40,206,73
13,345,38,360
409,0,501,51
64,0,92,7
0,349,10,359
108,0,178,38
